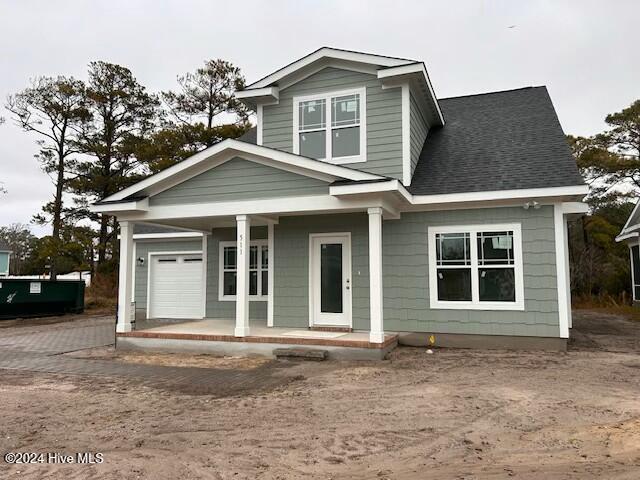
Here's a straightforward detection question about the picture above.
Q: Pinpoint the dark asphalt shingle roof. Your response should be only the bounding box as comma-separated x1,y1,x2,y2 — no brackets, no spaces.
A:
408,86,584,195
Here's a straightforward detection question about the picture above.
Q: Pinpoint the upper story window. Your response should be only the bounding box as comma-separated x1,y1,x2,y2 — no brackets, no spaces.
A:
293,87,366,165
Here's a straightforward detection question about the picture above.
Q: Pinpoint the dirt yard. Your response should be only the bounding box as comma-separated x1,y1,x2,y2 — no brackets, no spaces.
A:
1,310,640,479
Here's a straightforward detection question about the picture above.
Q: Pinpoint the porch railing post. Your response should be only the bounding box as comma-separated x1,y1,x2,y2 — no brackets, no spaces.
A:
116,220,134,333
235,214,251,337
368,207,385,343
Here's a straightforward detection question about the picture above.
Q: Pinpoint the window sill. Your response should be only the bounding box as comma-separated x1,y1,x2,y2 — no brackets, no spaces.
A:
429,299,525,311
219,295,268,302
321,155,366,165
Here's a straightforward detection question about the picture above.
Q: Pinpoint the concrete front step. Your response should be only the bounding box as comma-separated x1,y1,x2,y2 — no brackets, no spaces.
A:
273,347,328,361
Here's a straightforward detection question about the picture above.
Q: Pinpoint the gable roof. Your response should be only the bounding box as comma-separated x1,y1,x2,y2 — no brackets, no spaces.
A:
96,138,384,204
409,87,585,195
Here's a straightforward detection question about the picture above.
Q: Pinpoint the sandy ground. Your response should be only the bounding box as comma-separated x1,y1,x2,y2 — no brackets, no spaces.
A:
1,310,640,479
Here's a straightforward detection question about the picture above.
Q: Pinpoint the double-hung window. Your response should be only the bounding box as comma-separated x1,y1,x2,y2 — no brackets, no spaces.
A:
428,224,524,310
219,240,269,301
293,88,366,165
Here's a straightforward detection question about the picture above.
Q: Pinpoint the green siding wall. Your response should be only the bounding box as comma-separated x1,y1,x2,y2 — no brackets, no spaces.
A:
383,206,560,337
206,227,267,320
149,157,328,206
273,213,371,329
134,239,203,317
262,67,404,180
409,89,429,178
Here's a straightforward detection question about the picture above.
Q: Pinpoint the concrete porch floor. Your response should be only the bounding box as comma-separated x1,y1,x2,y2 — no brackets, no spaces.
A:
117,318,398,360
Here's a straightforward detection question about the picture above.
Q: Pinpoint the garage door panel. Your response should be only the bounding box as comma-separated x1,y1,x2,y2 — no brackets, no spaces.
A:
149,254,204,319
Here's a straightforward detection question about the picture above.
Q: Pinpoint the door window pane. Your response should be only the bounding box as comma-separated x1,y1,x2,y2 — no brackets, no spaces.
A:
261,270,268,295
479,268,515,302
332,94,360,127
332,126,360,158
436,268,472,301
261,246,268,268
249,246,258,269
299,99,326,130
320,243,343,313
223,272,236,296
300,131,326,159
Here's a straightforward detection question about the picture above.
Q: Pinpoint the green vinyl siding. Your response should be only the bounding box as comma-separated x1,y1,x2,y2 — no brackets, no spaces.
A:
134,239,203,318
0,252,9,275
262,67,404,180
382,206,560,337
206,227,267,320
409,88,429,178
149,157,328,206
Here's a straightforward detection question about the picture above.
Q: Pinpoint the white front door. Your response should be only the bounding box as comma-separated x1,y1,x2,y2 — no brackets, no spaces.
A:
148,254,204,319
310,234,352,327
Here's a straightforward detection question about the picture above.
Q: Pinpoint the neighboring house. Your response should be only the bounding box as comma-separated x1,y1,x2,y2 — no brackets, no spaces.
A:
91,47,588,354
0,241,11,277
616,201,640,301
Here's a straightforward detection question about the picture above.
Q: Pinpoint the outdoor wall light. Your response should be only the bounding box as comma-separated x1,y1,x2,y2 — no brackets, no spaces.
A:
136,257,145,266
523,201,541,210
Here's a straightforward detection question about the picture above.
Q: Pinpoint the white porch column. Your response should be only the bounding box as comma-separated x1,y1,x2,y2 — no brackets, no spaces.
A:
267,222,275,327
116,220,134,333
235,215,251,337
368,207,385,343
554,204,570,339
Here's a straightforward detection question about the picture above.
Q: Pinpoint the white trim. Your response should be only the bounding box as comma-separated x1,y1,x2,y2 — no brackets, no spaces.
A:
131,240,136,300
308,232,353,328
412,185,589,205
267,223,275,327
256,104,263,145
617,231,640,243
117,221,134,332
292,87,367,165
401,84,411,186
92,139,382,206
563,216,572,329
235,86,279,103
629,242,640,302
133,232,204,240
377,62,445,125
201,235,208,319
427,223,525,311
145,250,204,320
218,239,269,302
368,207,384,343
92,197,149,214
621,199,640,233
554,204,570,338
235,215,251,337
246,47,411,89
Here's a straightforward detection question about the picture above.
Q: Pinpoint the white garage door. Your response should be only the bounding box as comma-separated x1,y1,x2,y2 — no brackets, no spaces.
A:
148,254,204,319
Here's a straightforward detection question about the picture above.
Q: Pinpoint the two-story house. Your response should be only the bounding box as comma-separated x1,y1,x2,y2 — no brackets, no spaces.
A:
91,47,587,358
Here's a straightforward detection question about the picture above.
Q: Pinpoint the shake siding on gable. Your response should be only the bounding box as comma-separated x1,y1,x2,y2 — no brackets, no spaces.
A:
409,89,429,178
149,157,328,206
262,67,404,180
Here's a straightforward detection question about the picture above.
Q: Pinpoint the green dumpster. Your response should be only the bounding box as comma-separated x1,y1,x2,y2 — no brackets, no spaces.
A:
0,279,85,319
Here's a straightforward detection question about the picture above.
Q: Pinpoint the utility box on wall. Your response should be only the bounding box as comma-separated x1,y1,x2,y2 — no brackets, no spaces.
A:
0,279,85,319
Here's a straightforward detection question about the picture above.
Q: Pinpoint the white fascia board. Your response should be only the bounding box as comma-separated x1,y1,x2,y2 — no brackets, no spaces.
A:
378,62,445,126
562,201,590,214
235,86,279,104
89,197,149,214
330,179,413,203
621,199,640,232
133,232,203,240
616,231,639,243
411,185,589,205
97,139,383,204
247,47,412,89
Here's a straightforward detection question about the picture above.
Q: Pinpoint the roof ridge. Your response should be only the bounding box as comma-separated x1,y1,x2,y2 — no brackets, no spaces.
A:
439,86,546,101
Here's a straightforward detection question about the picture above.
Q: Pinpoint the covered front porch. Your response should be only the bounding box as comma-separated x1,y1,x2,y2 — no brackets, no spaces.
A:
117,317,398,360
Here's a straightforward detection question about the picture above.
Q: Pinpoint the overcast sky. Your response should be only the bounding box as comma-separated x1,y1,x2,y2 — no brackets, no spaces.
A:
1,0,638,236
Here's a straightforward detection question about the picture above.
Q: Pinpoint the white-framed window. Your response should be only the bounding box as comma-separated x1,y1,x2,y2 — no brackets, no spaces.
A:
293,87,367,165
427,224,525,311
218,240,269,301
631,244,640,301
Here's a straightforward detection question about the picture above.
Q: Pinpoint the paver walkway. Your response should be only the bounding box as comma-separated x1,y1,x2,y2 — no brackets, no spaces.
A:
0,315,296,396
